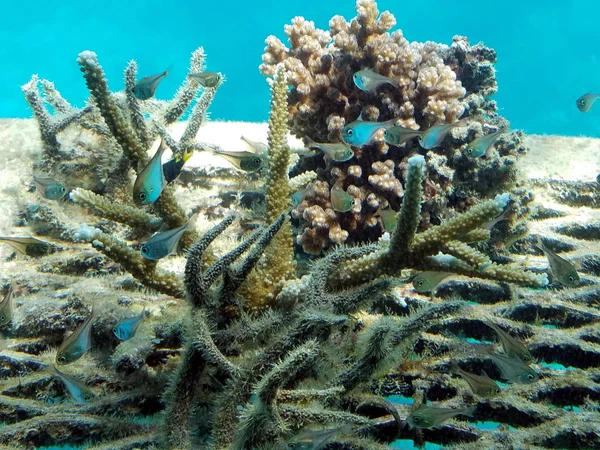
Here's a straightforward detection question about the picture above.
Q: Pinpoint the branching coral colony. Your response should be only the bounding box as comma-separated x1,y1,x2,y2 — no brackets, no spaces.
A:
0,1,597,450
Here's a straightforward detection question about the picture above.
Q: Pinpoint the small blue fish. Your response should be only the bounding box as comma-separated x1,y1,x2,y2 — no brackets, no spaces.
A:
113,307,146,341
33,176,67,200
353,69,399,93
374,207,397,232
576,93,600,112
132,70,168,100
49,364,95,405
56,305,95,365
291,190,306,207
465,127,507,158
133,139,168,205
341,118,396,146
141,213,198,260
418,119,468,150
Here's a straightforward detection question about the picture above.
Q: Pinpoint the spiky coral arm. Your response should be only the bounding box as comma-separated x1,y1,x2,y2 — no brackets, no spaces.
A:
237,67,296,310
73,225,184,297
330,155,548,288
70,188,162,233
77,51,148,168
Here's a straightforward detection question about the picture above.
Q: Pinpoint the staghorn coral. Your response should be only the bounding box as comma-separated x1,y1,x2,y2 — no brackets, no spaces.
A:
236,66,297,310
261,0,527,255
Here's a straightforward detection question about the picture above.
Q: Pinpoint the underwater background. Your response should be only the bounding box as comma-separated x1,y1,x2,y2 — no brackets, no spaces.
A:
0,0,599,448
2,0,599,136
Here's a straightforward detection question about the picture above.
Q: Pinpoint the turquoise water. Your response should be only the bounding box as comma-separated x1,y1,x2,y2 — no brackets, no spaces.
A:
2,0,599,136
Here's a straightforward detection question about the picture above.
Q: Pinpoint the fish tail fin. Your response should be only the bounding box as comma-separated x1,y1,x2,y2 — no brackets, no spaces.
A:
186,213,200,233
448,360,462,375
462,405,477,417
534,235,546,253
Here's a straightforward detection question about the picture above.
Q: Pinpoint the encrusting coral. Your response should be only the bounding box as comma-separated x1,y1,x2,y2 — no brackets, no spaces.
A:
261,0,527,255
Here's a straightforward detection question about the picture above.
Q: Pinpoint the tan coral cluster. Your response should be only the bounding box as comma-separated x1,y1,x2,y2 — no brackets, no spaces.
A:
260,0,466,141
262,0,523,255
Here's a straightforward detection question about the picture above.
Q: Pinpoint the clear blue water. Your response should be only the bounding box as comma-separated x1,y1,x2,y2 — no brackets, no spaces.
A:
2,0,599,136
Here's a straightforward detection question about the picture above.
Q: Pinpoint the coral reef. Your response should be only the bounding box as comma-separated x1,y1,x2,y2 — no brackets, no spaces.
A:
0,1,597,449
261,0,526,255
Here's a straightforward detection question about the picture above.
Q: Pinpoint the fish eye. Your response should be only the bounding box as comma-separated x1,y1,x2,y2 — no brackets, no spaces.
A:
495,388,501,394
568,276,574,282
418,280,425,286
138,192,147,201
412,416,421,423
61,187,66,192
141,246,149,254
113,327,118,334
345,128,353,137
527,374,534,381
57,355,66,363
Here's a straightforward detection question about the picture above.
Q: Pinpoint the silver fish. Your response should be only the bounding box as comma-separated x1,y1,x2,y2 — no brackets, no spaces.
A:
304,137,354,163
287,424,353,449
449,361,501,398
484,320,533,364
56,305,95,365
0,282,16,327
213,150,265,172
0,236,52,257
418,119,468,150
465,127,507,158
412,271,452,294
576,93,600,112
487,352,538,384
132,70,168,100
353,69,399,93
407,403,476,429
535,236,580,287
141,213,198,260
133,139,168,205
188,71,221,88
330,184,354,212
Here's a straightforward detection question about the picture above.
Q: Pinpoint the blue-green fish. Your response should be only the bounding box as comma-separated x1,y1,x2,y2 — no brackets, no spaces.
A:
49,364,95,405
304,137,354,163
535,236,580,287
287,424,353,450
406,403,476,429
383,125,423,146
212,149,265,172
353,69,399,93
241,136,268,155
418,119,468,150
291,189,306,207
412,271,452,294
56,305,95,365
141,213,198,260
33,176,67,200
449,361,501,398
487,352,538,384
132,70,168,100
188,71,221,88
484,320,533,365
0,236,52,257
465,127,507,158
576,93,600,112
330,184,354,212
113,307,146,341
0,282,16,327
341,118,396,146
133,139,168,205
